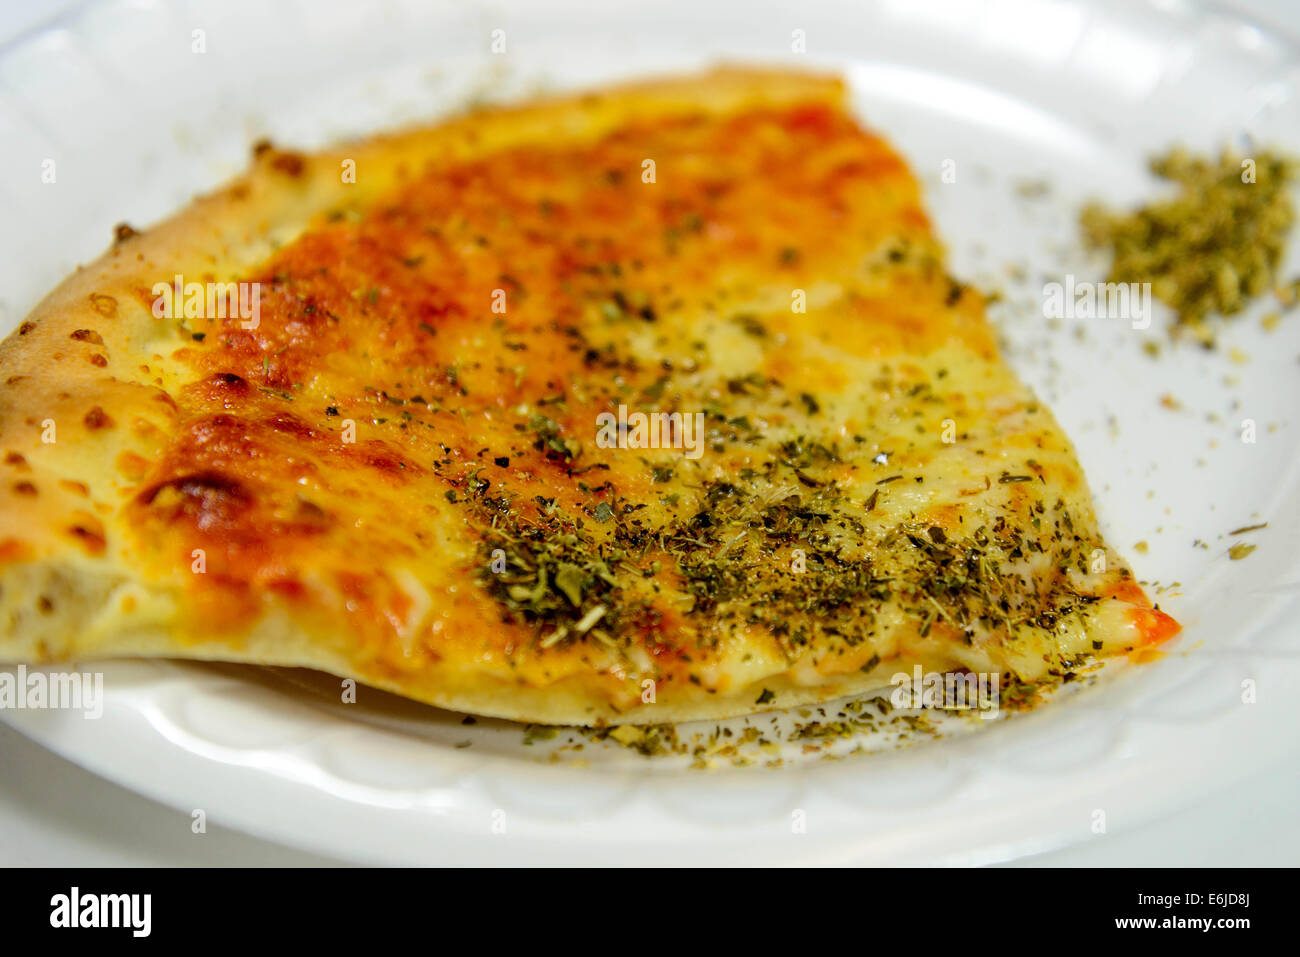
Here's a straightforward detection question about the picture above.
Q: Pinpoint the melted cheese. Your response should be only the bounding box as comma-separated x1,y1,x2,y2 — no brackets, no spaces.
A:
0,70,1177,724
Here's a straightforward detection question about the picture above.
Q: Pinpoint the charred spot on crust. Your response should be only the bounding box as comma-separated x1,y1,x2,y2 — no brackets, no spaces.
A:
113,223,139,243
208,372,250,394
253,139,306,177
290,497,332,535
12,481,36,497
296,498,327,520
4,452,28,468
137,471,248,505
17,322,35,335
68,523,106,555
83,406,114,430
270,152,306,178
137,471,253,529
71,329,105,344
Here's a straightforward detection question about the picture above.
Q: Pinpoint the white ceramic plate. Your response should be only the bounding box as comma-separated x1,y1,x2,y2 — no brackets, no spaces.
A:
3,0,1300,865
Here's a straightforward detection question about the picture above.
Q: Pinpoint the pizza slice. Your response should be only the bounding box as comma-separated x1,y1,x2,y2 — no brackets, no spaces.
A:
0,68,1177,725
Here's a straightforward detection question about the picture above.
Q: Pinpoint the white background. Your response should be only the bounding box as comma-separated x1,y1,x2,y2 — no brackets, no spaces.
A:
1,0,1297,866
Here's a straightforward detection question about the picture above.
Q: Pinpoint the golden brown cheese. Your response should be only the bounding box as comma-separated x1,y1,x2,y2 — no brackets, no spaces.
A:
0,69,1176,724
